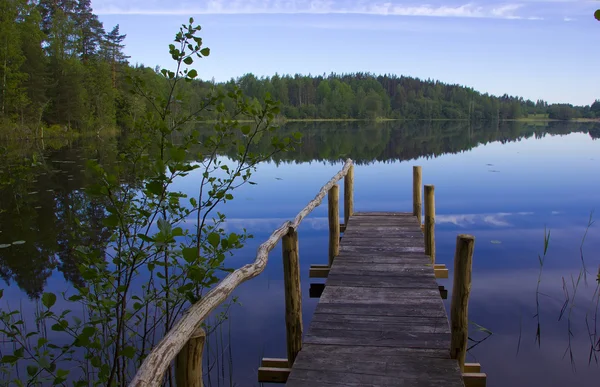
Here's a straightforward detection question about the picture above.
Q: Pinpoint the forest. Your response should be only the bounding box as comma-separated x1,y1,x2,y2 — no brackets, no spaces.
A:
1,0,599,138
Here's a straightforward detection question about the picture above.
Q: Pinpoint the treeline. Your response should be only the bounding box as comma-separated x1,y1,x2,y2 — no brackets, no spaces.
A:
230,73,599,121
0,0,128,134
1,2,598,137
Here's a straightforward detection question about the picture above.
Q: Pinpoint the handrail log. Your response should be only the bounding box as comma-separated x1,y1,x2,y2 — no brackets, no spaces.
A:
129,158,354,387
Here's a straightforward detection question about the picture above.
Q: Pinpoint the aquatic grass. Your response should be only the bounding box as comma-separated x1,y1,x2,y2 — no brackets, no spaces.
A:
534,226,551,347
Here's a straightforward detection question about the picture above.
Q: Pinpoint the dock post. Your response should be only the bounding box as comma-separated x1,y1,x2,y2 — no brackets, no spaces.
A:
344,165,354,225
424,185,435,264
282,227,303,365
175,326,206,387
328,184,340,267
450,234,475,372
413,166,422,225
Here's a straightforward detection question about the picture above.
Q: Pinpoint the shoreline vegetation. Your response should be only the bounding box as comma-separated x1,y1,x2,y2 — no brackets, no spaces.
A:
2,116,599,141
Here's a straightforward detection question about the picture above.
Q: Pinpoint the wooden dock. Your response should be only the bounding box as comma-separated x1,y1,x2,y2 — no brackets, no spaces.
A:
131,160,485,387
286,212,465,386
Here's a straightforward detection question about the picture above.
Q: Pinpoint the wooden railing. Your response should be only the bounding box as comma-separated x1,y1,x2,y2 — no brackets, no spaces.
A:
130,159,355,387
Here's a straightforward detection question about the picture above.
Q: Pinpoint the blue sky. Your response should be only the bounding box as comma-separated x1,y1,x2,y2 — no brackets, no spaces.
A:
93,0,600,105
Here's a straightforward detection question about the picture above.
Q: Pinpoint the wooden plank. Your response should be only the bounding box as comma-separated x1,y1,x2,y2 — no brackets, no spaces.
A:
287,368,462,387
320,286,442,304
309,316,450,334
309,267,330,278
289,349,463,384
325,273,438,289
328,265,433,277
314,303,448,319
340,244,425,253
258,366,291,383
463,372,487,387
262,358,289,368
295,343,450,358
435,267,449,279
464,363,481,373
352,212,414,217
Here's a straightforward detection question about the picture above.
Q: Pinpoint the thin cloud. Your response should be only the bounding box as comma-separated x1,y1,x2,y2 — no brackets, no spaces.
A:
94,0,543,20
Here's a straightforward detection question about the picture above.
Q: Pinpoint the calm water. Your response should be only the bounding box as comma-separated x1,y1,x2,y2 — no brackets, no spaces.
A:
1,121,600,386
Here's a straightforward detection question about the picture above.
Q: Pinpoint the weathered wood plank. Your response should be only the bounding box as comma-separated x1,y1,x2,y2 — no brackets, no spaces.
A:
287,368,462,387
320,286,441,304
309,318,450,334
328,265,434,277
325,274,438,289
290,350,463,381
339,244,425,253
313,303,447,319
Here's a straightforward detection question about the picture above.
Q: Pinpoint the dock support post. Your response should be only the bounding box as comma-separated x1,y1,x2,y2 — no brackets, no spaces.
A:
450,234,475,372
344,165,354,226
413,166,422,225
282,227,303,365
424,184,435,264
328,184,340,267
175,326,206,387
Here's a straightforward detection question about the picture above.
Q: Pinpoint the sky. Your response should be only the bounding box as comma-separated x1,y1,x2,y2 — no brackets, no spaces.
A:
92,0,600,106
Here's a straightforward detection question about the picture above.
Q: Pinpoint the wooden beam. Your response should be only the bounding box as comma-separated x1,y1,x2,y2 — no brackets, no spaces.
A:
257,367,291,383
282,227,302,365
464,363,481,373
309,265,330,278
424,184,435,264
413,166,422,225
450,234,475,371
463,372,487,387
344,164,354,225
261,358,289,368
328,184,340,266
434,264,448,279
309,283,325,298
340,223,347,233
175,327,205,387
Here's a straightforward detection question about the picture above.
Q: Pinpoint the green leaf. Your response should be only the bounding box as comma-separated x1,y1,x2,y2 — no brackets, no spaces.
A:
200,47,210,56
11,240,25,245
27,365,38,376
182,247,198,263
183,56,193,65
102,213,119,228
207,232,220,248
241,125,251,135
595,9,600,21
122,346,136,359
188,69,198,79
42,292,56,308
146,180,163,196
0,355,18,364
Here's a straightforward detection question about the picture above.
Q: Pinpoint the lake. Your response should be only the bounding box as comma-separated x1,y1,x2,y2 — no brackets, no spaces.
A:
1,120,599,386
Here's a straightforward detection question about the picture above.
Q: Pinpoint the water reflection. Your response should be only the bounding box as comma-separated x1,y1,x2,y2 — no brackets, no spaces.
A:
1,120,599,386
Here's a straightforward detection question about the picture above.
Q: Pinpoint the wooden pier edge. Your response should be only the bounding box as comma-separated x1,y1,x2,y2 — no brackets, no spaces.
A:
424,184,435,264
413,166,422,225
175,327,206,387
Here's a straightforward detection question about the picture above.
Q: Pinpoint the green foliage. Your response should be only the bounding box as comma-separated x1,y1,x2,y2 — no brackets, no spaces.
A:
595,10,600,21
0,18,299,386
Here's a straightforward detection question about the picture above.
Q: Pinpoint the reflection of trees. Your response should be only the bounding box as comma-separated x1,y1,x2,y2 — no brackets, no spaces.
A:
0,139,116,299
0,120,594,297
201,120,591,165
